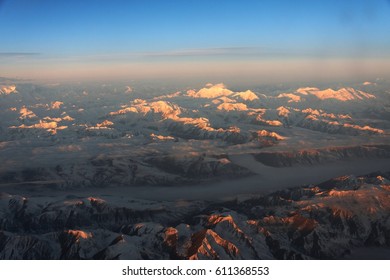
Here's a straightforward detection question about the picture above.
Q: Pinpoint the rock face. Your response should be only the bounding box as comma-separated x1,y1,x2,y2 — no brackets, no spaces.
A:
0,81,389,260
0,153,252,189
253,145,390,167
1,172,389,259
165,118,252,144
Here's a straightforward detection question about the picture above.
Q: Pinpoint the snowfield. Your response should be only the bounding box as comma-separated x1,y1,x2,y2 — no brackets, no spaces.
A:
0,79,389,259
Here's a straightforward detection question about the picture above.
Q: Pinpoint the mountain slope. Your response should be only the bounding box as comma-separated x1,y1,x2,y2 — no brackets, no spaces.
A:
0,171,389,259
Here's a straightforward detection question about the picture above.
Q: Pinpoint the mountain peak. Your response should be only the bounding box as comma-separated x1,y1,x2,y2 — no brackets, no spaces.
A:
295,87,375,101
232,90,259,101
0,84,17,95
187,83,233,99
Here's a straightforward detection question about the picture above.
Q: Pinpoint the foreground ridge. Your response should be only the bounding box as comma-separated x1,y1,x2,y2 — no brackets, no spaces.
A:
0,171,389,260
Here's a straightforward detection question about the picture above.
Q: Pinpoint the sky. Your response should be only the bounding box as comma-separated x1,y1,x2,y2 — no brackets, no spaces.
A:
0,0,390,83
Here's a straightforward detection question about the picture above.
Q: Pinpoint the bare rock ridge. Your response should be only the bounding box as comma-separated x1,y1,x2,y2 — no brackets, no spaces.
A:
253,145,390,167
0,81,389,260
1,83,386,143
0,153,253,189
0,145,388,189
0,171,389,259
0,82,388,190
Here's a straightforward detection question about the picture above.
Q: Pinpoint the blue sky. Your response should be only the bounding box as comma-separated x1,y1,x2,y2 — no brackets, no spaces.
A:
1,0,390,82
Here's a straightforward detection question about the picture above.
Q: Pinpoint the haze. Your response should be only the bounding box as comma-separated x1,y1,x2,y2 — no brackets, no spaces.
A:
1,0,390,84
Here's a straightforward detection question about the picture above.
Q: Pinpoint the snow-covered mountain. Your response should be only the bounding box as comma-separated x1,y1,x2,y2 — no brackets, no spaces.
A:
186,83,234,99
0,80,389,259
0,81,389,186
0,84,17,95
0,171,389,259
296,87,376,101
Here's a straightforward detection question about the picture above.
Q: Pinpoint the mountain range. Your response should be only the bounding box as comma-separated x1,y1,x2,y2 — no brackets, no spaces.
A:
0,80,389,259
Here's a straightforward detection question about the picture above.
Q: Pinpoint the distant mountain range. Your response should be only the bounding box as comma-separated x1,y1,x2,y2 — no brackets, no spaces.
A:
0,80,389,259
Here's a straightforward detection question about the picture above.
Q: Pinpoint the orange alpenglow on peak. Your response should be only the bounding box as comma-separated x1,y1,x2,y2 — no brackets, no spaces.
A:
217,102,248,112
277,93,302,102
187,83,233,99
0,85,17,95
295,87,376,101
187,83,260,101
50,101,63,109
232,90,259,101
96,120,114,127
66,230,92,239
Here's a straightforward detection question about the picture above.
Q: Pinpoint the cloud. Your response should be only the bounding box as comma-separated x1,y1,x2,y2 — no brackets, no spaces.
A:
59,44,389,64
40,47,272,61
49,46,288,63
5,44,387,67
0,52,40,57
138,47,280,58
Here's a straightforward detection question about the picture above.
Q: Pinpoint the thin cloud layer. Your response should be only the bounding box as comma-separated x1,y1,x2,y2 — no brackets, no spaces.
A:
0,52,40,57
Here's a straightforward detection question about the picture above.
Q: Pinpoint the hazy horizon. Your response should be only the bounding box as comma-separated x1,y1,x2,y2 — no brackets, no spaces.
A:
1,0,390,83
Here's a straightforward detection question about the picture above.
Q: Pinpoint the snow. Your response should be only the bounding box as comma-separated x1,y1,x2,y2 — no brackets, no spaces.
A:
187,83,233,98
0,80,389,260
295,87,376,101
0,85,17,95
217,102,248,111
232,90,259,101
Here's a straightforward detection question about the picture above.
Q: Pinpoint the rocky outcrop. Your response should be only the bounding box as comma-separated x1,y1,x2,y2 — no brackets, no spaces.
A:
0,153,253,189
1,172,389,259
252,145,390,167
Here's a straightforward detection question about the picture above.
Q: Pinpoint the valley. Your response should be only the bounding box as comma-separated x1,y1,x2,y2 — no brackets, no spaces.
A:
0,79,389,259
